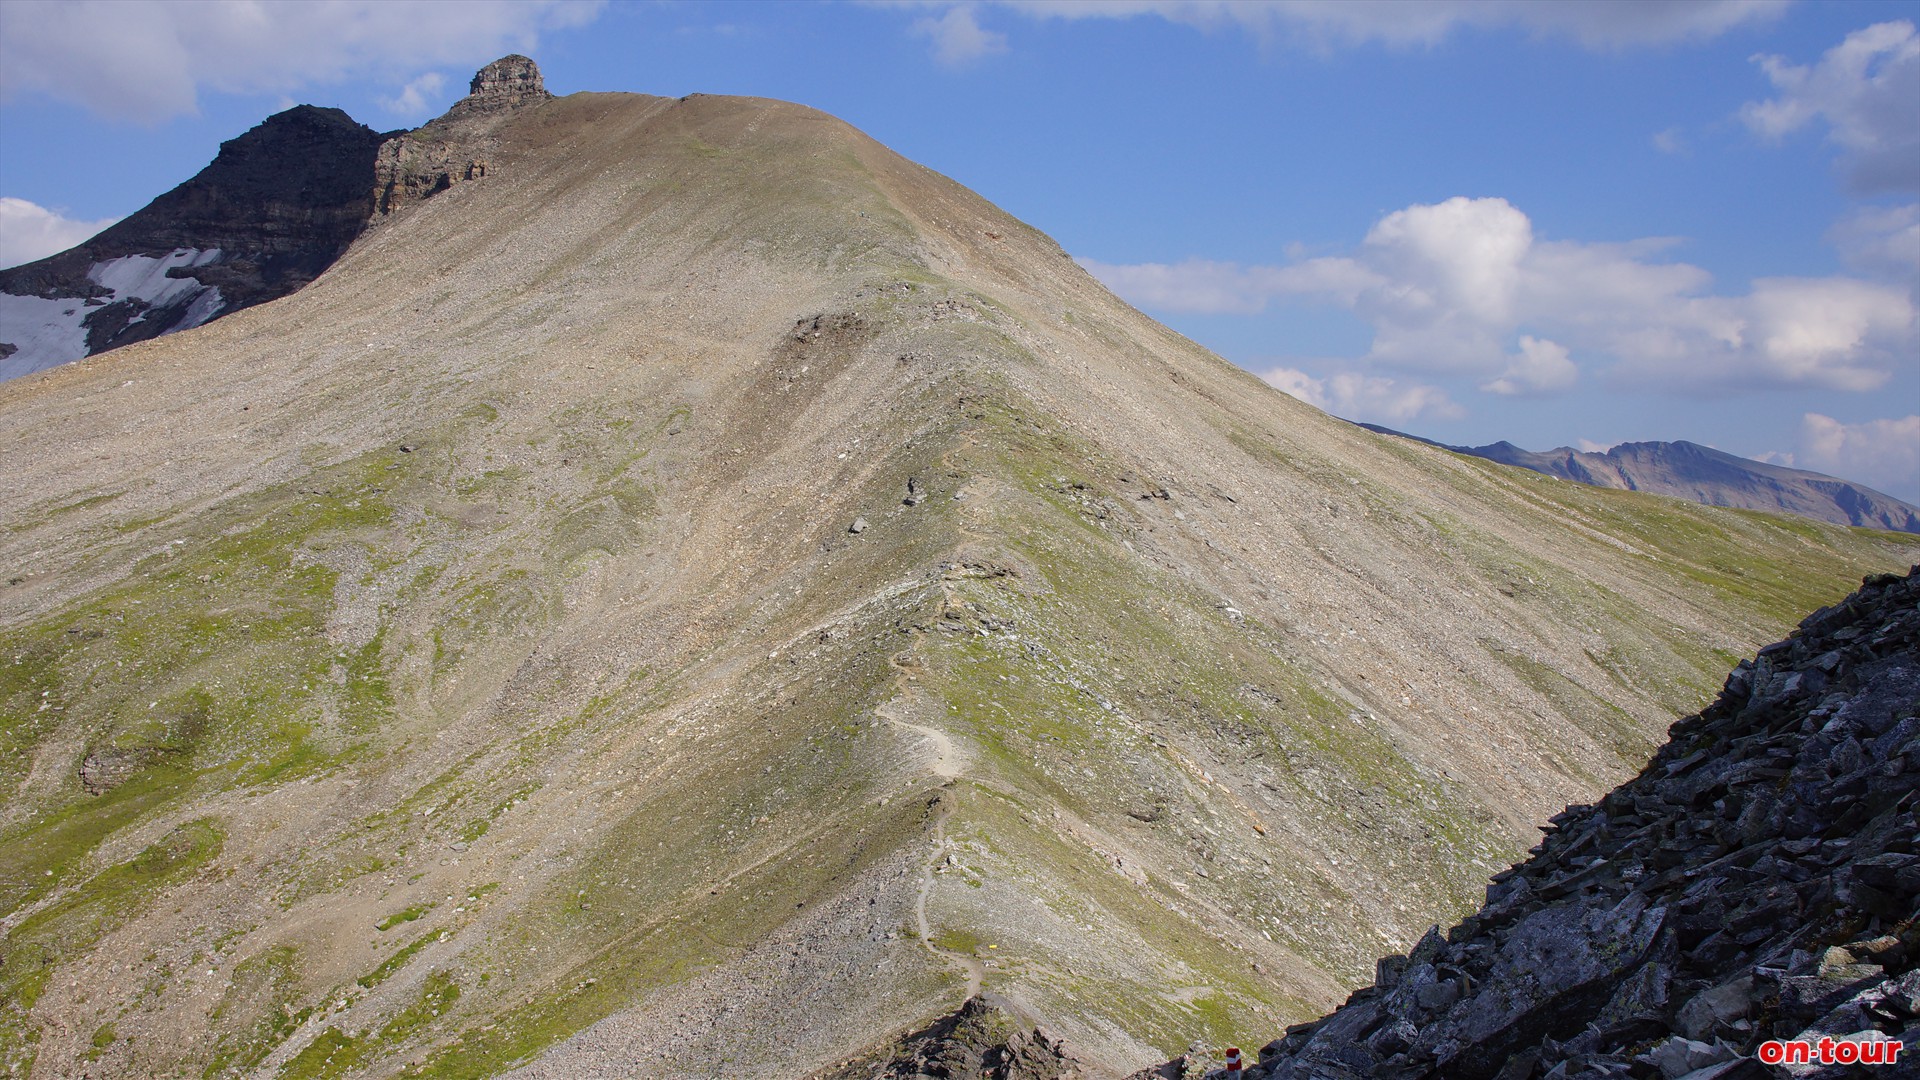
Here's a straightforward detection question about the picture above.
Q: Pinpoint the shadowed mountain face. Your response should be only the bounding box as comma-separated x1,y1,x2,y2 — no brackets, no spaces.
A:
0,56,552,382
1358,426,1920,535
0,106,392,379
2,61,1917,1080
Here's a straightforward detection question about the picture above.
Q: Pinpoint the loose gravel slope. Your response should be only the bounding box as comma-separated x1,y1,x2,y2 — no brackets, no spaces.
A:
1,88,1915,1079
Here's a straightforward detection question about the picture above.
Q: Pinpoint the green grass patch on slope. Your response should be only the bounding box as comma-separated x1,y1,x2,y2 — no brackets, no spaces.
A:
1,817,224,1070
204,945,313,1078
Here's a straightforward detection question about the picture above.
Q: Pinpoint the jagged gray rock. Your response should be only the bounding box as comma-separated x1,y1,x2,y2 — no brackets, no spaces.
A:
0,54,559,381
447,53,552,118
1219,568,1920,1080
817,994,1090,1080
372,54,553,216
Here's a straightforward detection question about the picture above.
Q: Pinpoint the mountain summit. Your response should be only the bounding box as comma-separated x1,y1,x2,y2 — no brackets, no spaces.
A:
1,59,1916,1079
451,54,553,117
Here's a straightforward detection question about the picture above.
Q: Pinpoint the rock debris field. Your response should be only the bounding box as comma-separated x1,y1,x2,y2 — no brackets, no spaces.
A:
1207,568,1920,1080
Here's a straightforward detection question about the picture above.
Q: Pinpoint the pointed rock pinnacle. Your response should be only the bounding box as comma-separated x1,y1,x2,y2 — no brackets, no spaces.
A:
450,54,552,117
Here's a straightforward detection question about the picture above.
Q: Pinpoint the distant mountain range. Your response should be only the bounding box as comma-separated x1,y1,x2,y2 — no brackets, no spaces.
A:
1358,424,1920,534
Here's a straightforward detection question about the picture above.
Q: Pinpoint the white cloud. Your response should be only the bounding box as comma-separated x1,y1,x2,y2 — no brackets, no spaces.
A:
913,5,1008,67
1350,196,1533,368
1261,365,1463,424
0,197,120,269
1730,277,1913,390
1083,257,1268,314
1081,254,1382,315
1481,335,1578,396
380,71,448,118
1798,412,1920,499
1087,195,1917,396
0,0,603,124
988,0,1786,49
1576,438,1615,453
1827,202,1920,283
1740,20,1920,192
1652,127,1687,155
1368,196,1532,324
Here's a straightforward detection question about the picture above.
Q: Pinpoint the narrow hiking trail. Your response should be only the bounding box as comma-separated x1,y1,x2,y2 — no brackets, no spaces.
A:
874,433,999,1002
876,658,985,1003
874,703,960,780
914,789,985,1002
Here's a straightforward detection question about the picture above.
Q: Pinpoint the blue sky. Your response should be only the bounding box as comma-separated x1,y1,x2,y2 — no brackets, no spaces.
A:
2,0,1916,501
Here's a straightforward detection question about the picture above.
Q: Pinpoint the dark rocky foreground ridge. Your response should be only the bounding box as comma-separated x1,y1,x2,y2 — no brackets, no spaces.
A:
817,995,1087,1080
1358,426,1920,536
1149,567,1920,1080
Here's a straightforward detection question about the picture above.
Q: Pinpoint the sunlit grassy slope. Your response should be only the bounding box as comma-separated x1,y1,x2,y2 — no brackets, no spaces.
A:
2,90,1914,1079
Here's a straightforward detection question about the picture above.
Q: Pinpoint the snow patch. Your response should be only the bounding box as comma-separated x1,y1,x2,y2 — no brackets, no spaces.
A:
177,286,225,331
1,248,225,381
88,248,221,307
0,292,90,380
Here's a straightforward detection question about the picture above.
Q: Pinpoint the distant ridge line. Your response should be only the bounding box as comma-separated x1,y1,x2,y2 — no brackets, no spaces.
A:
1356,422,1920,535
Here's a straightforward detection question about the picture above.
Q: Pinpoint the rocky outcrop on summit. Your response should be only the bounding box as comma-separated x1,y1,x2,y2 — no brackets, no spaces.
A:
1239,569,1920,1080
0,105,390,379
372,55,553,216
448,53,553,118
1361,426,1920,535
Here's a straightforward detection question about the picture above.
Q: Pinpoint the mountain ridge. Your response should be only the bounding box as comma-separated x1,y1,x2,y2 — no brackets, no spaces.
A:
1357,423,1920,535
2,60,1917,1079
